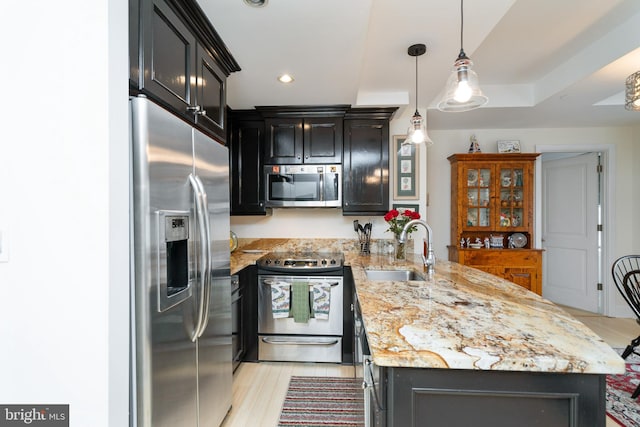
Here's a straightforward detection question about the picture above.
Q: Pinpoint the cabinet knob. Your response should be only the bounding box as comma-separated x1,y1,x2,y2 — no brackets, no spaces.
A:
297,155,301,160
305,155,309,159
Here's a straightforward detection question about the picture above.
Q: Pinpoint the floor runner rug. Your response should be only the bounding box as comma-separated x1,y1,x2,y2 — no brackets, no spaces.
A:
278,376,364,427
607,350,640,426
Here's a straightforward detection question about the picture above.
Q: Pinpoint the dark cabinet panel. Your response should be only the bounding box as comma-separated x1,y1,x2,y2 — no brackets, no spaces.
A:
264,118,303,164
231,274,243,371
342,118,391,215
129,0,140,89
238,265,258,362
385,367,605,426
230,112,267,215
195,45,226,140
141,0,196,115
303,117,343,163
342,267,354,364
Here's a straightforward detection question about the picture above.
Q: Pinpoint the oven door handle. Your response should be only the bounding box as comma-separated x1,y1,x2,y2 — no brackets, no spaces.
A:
261,279,340,287
261,337,340,346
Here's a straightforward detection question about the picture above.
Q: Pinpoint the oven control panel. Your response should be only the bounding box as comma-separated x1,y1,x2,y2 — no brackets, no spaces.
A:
256,252,343,273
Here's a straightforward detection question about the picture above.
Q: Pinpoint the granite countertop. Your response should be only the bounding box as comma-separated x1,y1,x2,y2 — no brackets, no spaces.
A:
230,238,625,375
350,254,625,374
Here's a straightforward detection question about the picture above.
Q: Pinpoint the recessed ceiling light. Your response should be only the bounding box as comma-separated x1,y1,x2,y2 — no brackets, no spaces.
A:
278,74,294,84
243,0,267,7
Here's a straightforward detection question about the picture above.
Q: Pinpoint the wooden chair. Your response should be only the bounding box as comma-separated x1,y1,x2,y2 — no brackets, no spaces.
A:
612,255,640,398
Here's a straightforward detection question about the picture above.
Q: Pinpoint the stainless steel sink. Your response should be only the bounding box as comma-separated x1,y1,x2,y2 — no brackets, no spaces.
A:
365,269,425,281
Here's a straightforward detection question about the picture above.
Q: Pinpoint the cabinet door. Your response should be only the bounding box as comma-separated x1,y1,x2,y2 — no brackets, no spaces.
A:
141,0,196,118
461,164,493,230
342,119,389,215
496,163,530,231
303,118,343,163
264,118,303,164
230,119,267,215
503,267,538,293
195,45,226,141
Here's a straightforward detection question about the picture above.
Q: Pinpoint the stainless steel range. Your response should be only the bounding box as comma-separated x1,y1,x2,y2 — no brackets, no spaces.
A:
256,252,344,363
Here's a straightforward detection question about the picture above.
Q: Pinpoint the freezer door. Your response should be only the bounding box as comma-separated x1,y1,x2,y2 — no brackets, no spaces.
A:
193,129,232,426
131,97,199,427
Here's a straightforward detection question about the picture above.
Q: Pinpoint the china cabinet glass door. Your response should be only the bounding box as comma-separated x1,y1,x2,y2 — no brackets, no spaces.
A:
465,167,491,228
498,165,525,229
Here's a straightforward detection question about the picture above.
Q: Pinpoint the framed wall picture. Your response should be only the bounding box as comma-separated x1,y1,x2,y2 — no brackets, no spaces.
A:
497,140,521,153
392,135,419,200
392,203,419,214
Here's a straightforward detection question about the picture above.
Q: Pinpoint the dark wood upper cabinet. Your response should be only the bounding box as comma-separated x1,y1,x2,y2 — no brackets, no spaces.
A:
258,106,348,164
303,118,344,164
229,110,268,216
140,0,196,114
227,106,396,216
195,45,226,139
132,0,240,142
342,108,397,216
263,118,303,164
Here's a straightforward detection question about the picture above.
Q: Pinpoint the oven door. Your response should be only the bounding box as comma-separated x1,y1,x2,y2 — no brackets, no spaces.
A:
257,275,343,335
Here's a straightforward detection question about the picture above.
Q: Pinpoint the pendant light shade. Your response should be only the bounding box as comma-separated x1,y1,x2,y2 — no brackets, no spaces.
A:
407,44,433,145
438,0,488,112
625,71,640,111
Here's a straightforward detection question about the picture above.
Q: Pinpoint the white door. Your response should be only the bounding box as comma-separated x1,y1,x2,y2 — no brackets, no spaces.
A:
542,152,600,312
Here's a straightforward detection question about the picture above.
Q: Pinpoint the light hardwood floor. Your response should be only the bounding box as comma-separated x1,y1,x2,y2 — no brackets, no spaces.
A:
222,307,639,427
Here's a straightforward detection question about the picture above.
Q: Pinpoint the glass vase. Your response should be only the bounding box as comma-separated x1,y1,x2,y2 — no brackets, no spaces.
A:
394,234,411,260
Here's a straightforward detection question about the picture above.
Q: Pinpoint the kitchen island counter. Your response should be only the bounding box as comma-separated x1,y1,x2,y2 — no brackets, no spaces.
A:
348,253,624,427
348,254,624,374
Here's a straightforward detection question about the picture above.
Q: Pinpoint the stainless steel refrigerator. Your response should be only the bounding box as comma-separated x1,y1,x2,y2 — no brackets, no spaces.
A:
129,96,232,427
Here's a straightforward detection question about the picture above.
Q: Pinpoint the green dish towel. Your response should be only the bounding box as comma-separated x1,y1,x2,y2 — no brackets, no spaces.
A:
291,282,310,323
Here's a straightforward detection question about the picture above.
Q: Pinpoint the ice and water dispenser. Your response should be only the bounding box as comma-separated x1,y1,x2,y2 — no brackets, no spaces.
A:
157,211,192,311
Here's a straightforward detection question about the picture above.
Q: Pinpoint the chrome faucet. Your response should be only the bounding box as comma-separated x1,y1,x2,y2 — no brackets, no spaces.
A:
398,219,436,275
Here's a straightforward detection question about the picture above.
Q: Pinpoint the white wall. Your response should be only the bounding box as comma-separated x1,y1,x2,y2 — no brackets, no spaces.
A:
0,1,129,426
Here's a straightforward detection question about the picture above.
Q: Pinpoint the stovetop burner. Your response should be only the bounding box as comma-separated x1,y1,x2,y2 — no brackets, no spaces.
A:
256,252,344,273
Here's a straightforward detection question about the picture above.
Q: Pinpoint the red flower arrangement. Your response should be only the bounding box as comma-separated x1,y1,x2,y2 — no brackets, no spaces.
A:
384,208,421,236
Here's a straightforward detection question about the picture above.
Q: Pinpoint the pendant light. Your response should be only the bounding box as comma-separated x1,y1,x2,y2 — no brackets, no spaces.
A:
437,0,488,112
625,71,640,111
407,44,433,145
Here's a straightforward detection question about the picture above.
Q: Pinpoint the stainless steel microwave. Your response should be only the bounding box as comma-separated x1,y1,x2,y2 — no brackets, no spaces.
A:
264,164,341,208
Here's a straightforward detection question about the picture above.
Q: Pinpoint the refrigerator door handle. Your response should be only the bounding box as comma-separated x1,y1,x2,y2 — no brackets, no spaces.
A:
194,174,212,339
188,173,211,342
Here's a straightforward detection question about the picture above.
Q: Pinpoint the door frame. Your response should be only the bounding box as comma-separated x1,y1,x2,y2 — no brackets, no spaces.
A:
534,144,617,316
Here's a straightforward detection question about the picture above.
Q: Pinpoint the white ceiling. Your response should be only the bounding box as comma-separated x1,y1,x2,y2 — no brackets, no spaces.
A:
201,0,640,129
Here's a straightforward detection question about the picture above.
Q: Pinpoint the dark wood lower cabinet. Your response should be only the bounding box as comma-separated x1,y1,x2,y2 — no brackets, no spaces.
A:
369,365,606,426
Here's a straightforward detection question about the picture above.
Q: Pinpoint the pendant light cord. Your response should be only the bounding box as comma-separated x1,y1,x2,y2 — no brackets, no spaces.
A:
460,0,464,52
415,55,419,112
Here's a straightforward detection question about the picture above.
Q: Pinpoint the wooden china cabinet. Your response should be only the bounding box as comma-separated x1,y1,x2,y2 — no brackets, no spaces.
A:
447,153,543,295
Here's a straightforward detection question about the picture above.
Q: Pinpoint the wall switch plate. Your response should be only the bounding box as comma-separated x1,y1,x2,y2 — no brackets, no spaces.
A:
0,229,9,262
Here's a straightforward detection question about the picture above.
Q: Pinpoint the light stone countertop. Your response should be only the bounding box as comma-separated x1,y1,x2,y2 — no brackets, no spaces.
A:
230,238,625,374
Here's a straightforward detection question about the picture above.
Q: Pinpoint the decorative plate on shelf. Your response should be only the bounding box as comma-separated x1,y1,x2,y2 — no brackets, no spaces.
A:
467,170,478,186
510,233,527,248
